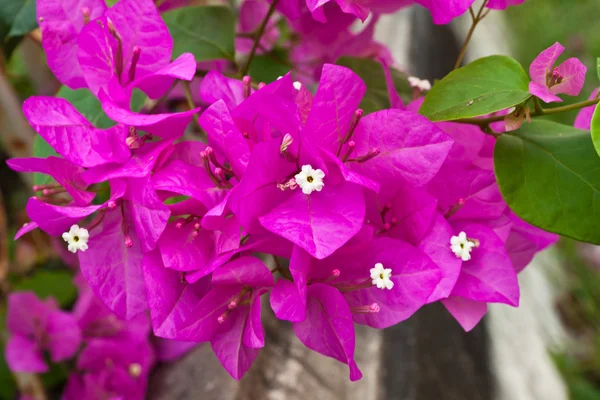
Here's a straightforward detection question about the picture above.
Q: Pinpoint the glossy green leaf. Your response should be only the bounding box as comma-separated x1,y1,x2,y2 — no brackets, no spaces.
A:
336,56,411,114
495,120,600,243
13,270,77,308
421,55,531,121
163,6,235,61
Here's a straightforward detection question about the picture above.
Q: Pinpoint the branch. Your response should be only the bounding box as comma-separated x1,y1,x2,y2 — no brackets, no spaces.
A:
454,1,489,70
455,97,600,126
238,0,279,77
182,81,201,132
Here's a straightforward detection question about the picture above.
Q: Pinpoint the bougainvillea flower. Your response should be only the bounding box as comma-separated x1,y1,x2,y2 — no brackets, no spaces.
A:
5,292,82,373
23,97,130,168
413,0,475,25
529,42,587,103
64,337,155,400
271,236,439,379
306,0,412,22
7,156,96,206
37,0,108,88
73,282,151,341
199,71,246,111
77,0,196,103
290,6,392,82
146,255,273,379
437,221,520,331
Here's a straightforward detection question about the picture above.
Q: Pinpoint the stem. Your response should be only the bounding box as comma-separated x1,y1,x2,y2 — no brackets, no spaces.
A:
454,1,489,70
238,0,279,77
182,81,201,131
533,97,544,115
455,97,600,126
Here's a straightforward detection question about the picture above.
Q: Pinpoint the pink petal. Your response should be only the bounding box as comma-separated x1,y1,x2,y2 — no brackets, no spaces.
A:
199,71,245,110
270,279,306,322
259,181,365,259
99,90,200,139
46,311,82,362
304,64,366,154
450,222,520,306
38,0,107,88
199,100,251,178
210,307,259,380
419,214,463,303
552,58,587,97
158,224,216,272
212,256,274,288
5,336,47,373
78,209,147,319
131,53,197,100
23,97,130,168
349,109,454,200
529,42,564,86
243,292,266,348
293,283,362,381
415,0,475,24
344,237,441,328
574,89,599,130
442,296,488,332
142,249,212,338
124,177,171,252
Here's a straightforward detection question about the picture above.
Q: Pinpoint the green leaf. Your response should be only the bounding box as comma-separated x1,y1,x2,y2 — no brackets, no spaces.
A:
13,269,77,308
591,102,600,157
421,55,531,121
495,120,600,243
336,56,412,114
248,53,291,84
7,0,36,38
163,6,235,61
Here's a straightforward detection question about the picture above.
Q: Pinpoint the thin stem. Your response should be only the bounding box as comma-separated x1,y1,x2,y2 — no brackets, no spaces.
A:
182,81,201,131
455,97,600,126
239,0,279,77
454,1,489,70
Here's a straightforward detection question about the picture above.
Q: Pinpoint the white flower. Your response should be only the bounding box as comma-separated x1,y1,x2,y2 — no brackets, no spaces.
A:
450,231,475,261
408,76,432,92
370,263,394,290
294,165,325,195
62,225,89,253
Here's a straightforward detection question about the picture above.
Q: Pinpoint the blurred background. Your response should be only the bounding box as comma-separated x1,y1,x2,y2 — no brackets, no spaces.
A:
0,0,599,399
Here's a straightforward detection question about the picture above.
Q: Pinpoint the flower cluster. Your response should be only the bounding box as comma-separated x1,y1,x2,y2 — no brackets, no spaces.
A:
5,0,553,388
5,285,195,399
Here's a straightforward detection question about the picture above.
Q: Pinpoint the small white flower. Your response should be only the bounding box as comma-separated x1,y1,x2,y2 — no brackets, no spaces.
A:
450,231,475,261
294,165,325,195
293,81,302,90
370,263,394,290
62,224,89,253
408,76,432,92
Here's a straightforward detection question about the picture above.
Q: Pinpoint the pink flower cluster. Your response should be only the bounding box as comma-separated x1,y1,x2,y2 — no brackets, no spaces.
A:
5,285,195,399
5,0,553,389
